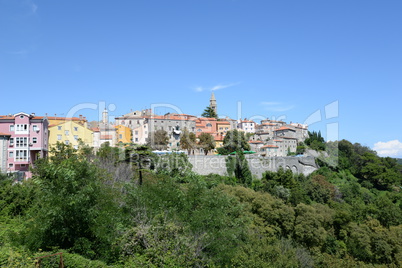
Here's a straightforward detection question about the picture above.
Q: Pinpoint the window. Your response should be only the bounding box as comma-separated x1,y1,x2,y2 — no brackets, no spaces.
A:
169,126,172,131
8,163,13,168
9,151,13,158
16,124,28,132
74,135,78,140
58,126,62,130
57,135,62,140
74,127,78,131
33,125,39,131
119,134,122,139
16,137,28,147
32,137,37,144
135,138,138,142
135,131,138,135
15,150,28,161
65,140,70,145
10,138,14,146
10,125,14,131
20,115,24,119
206,123,212,127
65,130,69,136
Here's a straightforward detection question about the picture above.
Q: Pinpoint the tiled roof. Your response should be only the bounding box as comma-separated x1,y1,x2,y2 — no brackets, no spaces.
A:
197,117,217,121
0,132,11,136
0,115,46,120
261,145,279,148
100,135,113,140
273,126,295,132
249,140,263,144
47,116,86,121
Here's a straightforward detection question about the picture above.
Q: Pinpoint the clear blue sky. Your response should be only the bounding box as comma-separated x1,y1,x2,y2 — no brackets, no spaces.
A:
1,0,401,157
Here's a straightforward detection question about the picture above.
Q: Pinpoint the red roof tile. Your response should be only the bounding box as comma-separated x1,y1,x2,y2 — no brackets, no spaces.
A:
261,145,279,148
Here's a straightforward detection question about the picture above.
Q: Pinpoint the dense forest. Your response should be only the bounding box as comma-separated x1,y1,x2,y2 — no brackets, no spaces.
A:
0,139,401,267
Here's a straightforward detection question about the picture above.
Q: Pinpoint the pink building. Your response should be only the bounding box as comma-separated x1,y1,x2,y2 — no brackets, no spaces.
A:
0,112,49,179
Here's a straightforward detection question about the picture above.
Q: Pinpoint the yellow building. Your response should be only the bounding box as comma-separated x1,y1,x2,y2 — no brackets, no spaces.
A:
48,121,93,150
116,125,132,145
216,121,231,135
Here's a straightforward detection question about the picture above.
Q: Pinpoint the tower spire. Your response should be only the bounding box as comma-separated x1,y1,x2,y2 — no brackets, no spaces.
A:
210,92,217,115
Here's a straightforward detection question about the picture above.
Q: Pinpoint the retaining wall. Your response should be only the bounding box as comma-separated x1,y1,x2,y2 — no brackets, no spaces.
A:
188,155,318,178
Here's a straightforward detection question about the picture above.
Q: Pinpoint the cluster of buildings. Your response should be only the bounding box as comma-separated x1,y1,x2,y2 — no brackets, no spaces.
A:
0,93,308,179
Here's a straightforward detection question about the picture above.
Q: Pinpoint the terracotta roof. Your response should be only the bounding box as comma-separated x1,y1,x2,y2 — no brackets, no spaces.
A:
197,117,217,121
47,116,86,121
249,140,263,144
273,126,295,132
91,127,100,132
146,115,197,121
216,121,230,125
0,132,11,136
261,145,279,148
273,139,283,142
0,115,46,120
100,135,113,140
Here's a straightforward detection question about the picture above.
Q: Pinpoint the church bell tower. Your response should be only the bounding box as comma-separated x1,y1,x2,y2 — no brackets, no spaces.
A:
210,92,217,115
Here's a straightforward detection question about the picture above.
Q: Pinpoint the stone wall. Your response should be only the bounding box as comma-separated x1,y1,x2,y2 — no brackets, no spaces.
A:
188,155,318,178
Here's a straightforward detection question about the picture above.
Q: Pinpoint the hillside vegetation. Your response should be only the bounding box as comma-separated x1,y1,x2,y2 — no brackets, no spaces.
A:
0,140,401,267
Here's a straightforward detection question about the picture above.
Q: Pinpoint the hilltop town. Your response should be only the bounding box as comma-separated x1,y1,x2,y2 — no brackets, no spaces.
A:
0,93,309,178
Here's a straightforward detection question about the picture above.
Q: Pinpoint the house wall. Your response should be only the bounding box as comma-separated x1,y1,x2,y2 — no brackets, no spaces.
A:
49,121,93,149
0,136,9,173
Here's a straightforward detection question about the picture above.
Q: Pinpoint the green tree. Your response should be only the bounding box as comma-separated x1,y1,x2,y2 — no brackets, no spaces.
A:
304,131,326,151
125,144,153,185
24,145,120,260
179,128,197,154
201,106,218,119
198,132,215,155
147,129,169,150
221,129,250,154
227,151,252,187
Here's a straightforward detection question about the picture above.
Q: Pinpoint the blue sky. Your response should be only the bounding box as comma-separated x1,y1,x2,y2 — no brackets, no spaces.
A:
1,0,401,157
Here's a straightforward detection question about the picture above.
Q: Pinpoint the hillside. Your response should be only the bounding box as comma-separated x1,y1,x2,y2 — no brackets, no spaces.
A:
0,141,401,267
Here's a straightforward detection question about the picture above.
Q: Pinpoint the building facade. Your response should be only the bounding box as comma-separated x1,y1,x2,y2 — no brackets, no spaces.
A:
0,113,49,179
48,120,93,150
